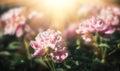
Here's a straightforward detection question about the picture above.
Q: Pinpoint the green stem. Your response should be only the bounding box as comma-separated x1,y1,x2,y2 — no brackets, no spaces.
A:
45,56,55,71
101,47,107,63
24,39,31,60
51,59,56,71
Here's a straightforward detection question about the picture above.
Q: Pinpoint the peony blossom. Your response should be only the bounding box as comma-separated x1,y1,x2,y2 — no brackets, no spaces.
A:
98,6,120,33
0,7,26,37
50,47,68,63
15,25,24,37
99,8,120,26
65,23,78,38
105,6,120,16
81,33,93,44
86,17,108,33
30,29,68,62
76,17,109,34
76,16,117,42
76,22,90,35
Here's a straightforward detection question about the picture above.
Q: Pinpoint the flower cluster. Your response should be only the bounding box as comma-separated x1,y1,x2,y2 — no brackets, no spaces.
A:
99,6,120,30
30,29,68,62
0,7,26,37
76,6,120,43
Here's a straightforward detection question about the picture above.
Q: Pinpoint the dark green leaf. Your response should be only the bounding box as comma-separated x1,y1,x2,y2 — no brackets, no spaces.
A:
99,43,109,48
35,57,48,68
64,62,71,69
0,51,11,56
56,68,65,71
8,42,21,50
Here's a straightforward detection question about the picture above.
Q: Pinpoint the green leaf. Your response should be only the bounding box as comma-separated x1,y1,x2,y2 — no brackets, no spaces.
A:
94,34,100,43
74,61,79,66
117,43,120,48
99,43,109,48
56,68,65,71
76,39,80,46
35,57,48,68
8,42,21,50
64,62,71,69
0,51,11,56
76,46,80,50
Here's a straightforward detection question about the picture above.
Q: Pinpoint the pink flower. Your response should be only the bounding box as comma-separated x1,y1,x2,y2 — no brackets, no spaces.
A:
88,17,109,33
76,17,109,34
30,29,68,62
81,33,93,44
1,7,25,23
99,8,120,26
34,29,62,49
76,21,85,34
15,25,24,37
3,23,17,35
0,7,26,37
76,6,120,43
76,16,116,42
104,26,116,35
98,6,120,34
30,41,46,57
50,47,68,63
65,23,78,38
106,6,120,16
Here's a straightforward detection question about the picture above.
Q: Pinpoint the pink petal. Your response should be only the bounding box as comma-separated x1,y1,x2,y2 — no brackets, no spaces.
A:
50,49,68,63
105,27,116,34
15,25,23,37
32,48,46,57
30,41,40,50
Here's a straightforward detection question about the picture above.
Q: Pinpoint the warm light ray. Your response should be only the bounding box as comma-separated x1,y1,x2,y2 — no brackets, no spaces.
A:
43,0,68,10
39,0,77,30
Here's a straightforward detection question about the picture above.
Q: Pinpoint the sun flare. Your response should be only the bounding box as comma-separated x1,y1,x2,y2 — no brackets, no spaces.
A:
39,0,77,30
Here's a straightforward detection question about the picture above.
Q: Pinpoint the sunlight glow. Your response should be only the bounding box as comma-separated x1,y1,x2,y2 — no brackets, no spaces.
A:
40,0,77,30
43,0,74,10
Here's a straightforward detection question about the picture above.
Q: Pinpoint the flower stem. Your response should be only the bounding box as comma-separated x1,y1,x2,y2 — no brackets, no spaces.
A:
45,56,55,71
101,46,107,63
51,59,56,71
24,39,31,60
